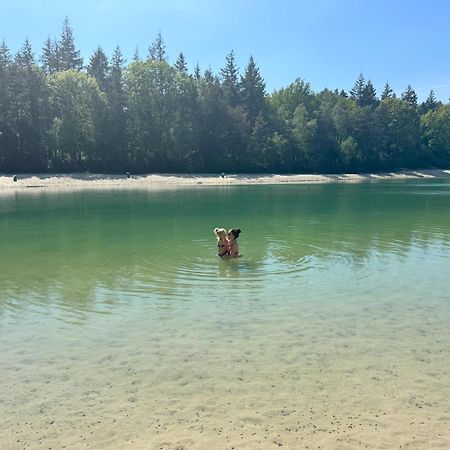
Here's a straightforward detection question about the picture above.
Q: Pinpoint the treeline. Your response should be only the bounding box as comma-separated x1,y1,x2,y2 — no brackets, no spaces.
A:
1,18,450,174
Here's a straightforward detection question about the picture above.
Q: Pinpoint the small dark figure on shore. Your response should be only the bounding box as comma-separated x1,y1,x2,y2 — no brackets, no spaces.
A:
126,171,131,179
221,172,225,179
13,175,17,182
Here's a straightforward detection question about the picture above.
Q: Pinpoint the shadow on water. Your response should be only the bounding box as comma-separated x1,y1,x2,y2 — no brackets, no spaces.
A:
0,178,450,321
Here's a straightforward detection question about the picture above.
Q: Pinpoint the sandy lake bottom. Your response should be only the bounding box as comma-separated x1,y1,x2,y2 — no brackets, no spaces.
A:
1,180,450,449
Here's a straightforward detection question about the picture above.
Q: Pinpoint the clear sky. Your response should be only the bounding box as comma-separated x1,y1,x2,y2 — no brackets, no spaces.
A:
1,0,450,101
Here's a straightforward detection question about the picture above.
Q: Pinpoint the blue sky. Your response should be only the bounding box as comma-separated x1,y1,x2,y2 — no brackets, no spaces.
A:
1,0,450,101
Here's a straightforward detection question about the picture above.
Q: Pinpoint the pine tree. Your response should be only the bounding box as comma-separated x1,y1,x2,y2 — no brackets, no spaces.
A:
381,82,395,100
133,46,140,62
220,50,240,106
148,31,166,62
426,89,437,106
0,40,11,68
350,73,366,103
41,38,60,74
203,67,215,83
107,46,128,170
240,55,266,126
9,39,47,171
87,47,109,92
174,52,188,73
15,37,35,66
194,63,201,81
420,90,441,114
350,74,377,107
41,38,54,74
109,46,125,101
58,17,83,71
360,80,377,107
0,40,12,131
401,85,418,107
0,41,15,170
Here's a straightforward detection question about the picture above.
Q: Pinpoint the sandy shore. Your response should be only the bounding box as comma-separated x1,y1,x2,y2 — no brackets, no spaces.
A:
1,169,449,191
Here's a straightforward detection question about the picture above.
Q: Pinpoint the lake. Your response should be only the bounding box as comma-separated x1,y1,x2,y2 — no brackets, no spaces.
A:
1,180,450,449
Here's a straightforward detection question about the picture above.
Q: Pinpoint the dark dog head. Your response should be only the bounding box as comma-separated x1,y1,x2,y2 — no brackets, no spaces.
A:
228,228,241,239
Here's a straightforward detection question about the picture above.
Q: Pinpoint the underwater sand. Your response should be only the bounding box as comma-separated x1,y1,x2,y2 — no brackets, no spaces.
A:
1,181,450,449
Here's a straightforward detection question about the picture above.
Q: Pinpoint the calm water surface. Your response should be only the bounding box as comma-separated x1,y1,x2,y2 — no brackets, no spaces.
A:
1,180,450,449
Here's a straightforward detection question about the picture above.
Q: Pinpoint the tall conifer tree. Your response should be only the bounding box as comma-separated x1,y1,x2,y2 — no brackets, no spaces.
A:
240,55,266,126
10,39,47,171
58,17,83,71
87,47,109,92
148,32,167,62
0,41,12,115
41,38,60,74
401,85,418,107
107,46,128,169
220,50,240,106
381,82,395,100
350,73,366,103
0,40,13,167
420,90,441,114
360,80,378,107
133,46,141,62
15,37,34,66
174,52,188,73
194,63,201,81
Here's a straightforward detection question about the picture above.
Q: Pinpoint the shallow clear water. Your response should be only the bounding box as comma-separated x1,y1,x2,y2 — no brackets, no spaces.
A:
1,180,450,449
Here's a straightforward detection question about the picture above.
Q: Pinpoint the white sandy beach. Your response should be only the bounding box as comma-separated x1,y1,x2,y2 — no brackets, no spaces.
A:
1,169,449,192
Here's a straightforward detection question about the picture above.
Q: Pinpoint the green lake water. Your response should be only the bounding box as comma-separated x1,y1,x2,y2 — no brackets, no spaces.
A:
1,180,450,449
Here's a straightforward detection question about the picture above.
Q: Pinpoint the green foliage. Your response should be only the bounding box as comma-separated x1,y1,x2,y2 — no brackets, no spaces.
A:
240,56,266,127
350,73,366,103
339,136,360,170
174,52,188,74
270,78,316,121
57,17,83,71
1,39,49,171
47,70,106,170
195,70,249,172
1,20,449,174
105,46,128,171
193,63,201,81
350,74,378,107
377,98,422,168
87,47,109,92
15,38,35,66
148,32,167,62
220,50,240,107
361,80,378,107
124,59,177,170
381,82,395,100
401,85,418,107
419,90,441,115
421,105,450,166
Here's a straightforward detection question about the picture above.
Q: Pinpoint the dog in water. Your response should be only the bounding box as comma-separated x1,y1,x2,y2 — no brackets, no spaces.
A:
214,227,230,257
227,228,242,257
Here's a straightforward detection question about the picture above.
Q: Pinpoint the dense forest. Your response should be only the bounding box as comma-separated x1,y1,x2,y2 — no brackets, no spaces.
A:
1,19,450,174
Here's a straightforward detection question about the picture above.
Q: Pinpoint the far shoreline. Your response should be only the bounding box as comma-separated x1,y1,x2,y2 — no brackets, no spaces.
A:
0,169,449,192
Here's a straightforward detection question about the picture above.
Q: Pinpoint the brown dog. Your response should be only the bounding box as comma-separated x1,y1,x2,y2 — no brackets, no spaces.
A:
214,227,230,257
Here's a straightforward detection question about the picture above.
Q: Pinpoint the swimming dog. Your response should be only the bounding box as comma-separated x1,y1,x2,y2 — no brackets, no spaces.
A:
214,227,230,257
